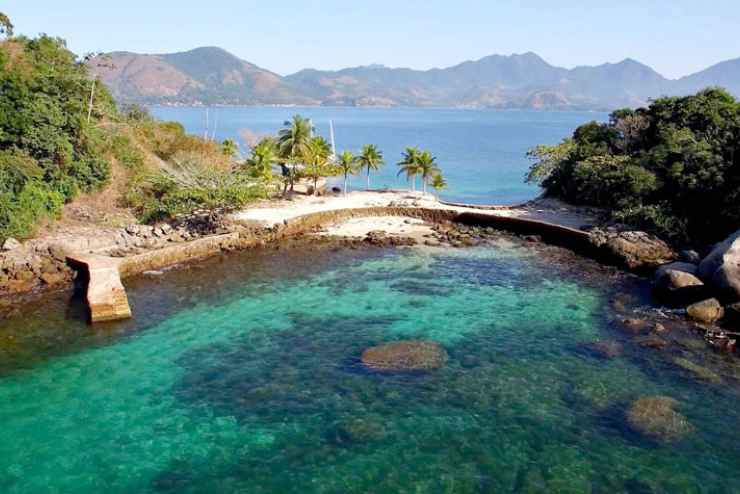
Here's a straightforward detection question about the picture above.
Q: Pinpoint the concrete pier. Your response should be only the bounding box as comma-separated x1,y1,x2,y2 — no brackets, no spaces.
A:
67,254,132,323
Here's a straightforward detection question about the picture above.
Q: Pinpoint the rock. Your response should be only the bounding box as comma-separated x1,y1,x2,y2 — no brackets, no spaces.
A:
626,396,693,443
590,229,675,271
328,416,387,445
47,243,69,262
725,303,740,327
633,334,669,350
40,272,67,286
679,250,701,264
686,298,724,324
2,237,21,251
361,340,448,371
619,318,652,334
143,270,164,276
673,357,722,383
583,340,623,359
653,262,706,305
698,229,740,303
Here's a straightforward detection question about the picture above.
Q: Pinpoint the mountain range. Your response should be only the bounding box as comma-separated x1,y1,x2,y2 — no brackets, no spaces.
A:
89,47,740,110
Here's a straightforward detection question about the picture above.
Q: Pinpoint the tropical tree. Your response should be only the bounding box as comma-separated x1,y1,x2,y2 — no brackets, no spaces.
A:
336,151,359,195
397,147,422,191
430,173,448,200
221,138,239,158
0,12,13,38
245,137,278,183
356,144,384,190
303,136,333,195
417,151,440,195
277,115,314,194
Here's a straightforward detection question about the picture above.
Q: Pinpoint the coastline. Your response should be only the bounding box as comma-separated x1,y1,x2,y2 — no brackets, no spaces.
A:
0,189,736,359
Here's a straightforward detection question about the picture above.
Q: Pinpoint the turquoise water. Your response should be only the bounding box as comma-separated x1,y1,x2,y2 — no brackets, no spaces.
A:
1,240,739,493
150,107,606,205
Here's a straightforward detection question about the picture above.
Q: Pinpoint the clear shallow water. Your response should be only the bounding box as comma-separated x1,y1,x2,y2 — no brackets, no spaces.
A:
1,241,739,493
150,107,607,205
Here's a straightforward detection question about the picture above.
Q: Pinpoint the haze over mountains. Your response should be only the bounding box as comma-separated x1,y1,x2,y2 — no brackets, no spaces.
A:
90,47,740,110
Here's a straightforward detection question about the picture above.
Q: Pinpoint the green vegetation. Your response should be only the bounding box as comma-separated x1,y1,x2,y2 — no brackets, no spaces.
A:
336,151,359,195
527,88,740,243
0,28,118,240
0,9,450,241
356,144,385,190
397,147,444,195
0,14,272,235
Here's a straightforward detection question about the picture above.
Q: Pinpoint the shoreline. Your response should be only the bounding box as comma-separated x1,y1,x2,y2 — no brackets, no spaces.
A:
0,190,736,358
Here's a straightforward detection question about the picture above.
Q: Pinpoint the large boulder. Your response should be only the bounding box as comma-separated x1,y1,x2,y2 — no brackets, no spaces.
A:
653,262,707,306
698,229,740,303
686,298,725,324
361,340,448,371
590,230,675,271
626,396,693,443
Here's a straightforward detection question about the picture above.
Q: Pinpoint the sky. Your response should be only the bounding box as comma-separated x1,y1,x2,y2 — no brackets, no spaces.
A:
3,0,738,78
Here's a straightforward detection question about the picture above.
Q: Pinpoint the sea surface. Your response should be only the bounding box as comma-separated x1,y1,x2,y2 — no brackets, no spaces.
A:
1,240,739,493
151,107,607,205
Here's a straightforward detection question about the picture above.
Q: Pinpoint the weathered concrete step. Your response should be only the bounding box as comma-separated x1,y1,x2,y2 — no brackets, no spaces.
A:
66,254,132,323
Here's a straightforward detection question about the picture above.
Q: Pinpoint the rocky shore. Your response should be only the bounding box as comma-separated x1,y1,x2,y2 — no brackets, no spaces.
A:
1,191,738,359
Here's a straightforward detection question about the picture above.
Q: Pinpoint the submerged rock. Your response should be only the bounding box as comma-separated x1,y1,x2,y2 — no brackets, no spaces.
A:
673,357,722,384
619,318,653,334
632,334,669,350
583,340,623,359
328,416,387,445
626,396,694,443
698,229,740,303
687,298,724,324
361,340,448,371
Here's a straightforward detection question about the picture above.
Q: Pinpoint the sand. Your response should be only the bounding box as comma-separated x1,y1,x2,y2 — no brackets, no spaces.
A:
230,190,598,230
319,216,435,241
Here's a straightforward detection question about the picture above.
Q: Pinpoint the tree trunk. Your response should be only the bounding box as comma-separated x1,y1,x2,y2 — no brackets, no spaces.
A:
344,174,349,195
366,168,370,190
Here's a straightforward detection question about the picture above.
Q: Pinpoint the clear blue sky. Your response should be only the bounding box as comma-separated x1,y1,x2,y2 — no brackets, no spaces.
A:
4,0,738,78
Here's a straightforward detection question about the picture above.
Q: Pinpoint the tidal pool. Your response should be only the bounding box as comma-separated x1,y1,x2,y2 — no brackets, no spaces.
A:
0,239,738,493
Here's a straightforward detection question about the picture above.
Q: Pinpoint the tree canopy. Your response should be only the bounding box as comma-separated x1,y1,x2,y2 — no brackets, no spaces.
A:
527,88,740,243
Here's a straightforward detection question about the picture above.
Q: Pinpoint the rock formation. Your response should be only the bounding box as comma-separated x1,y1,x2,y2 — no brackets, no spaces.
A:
361,340,448,371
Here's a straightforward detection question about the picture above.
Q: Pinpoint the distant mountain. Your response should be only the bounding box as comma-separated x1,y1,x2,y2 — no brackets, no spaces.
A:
89,48,740,110
89,47,316,105
676,57,740,96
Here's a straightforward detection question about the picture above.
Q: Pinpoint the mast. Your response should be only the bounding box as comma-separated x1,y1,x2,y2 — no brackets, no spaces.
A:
329,119,336,160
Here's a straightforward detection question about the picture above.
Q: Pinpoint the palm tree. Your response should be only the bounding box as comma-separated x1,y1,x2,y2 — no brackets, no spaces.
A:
397,147,422,191
337,151,359,195
356,144,384,190
277,115,314,193
303,136,332,195
245,137,278,183
417,151,440,195
430,173,448,200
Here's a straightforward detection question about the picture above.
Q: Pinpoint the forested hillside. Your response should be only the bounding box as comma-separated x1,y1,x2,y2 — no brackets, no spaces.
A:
0,29,267,242
527,88,740,244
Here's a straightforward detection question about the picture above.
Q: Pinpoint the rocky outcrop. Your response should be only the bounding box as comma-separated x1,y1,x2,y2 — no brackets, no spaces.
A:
361,340,448,371
626,396,694,443
687,298,725,324
653,262,706,305
589,229,676,271
698,229,740,303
